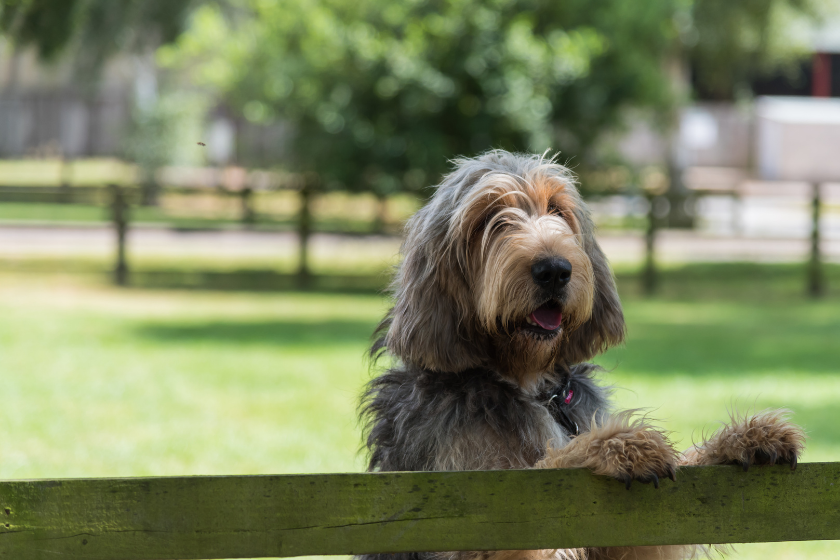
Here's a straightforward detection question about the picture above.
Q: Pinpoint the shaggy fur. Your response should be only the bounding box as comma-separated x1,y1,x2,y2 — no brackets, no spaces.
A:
537,411,678,486
360,151,805,560
681,409,805,470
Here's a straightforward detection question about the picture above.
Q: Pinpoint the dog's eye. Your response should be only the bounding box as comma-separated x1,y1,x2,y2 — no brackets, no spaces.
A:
472,210,497,239
480,209,512,234
547,203,566,219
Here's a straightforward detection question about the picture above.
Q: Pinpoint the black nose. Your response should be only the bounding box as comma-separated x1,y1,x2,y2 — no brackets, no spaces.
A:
531,257,572,293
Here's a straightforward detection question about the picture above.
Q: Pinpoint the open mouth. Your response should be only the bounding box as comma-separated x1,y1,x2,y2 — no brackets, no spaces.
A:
522,301,563,337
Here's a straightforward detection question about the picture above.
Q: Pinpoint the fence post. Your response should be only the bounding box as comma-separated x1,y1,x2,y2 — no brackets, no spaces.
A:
373,192,388,233
110,184,129,286
296,179,313,288
59,156,73,204
240,186,255,225
642,192,659,296
808,182,823,298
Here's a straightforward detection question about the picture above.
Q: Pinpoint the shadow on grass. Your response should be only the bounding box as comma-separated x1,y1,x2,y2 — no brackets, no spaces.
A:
600,315,840,377
129,270,390,294
0,258,392,294
1,258,838,299
135,318,380,347
599,263,840,377
614,261,840,302
89,262,840,299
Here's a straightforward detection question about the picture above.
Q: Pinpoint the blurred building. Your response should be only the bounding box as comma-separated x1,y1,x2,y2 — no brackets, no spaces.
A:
618,17,840,172
751,19,840,98
0,41,288,166
0,41,136,158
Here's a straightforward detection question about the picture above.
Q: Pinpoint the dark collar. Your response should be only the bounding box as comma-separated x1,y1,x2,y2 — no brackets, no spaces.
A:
545,371,579,437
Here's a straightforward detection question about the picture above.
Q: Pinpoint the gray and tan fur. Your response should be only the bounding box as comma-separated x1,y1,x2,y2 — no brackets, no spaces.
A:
360,151,805,560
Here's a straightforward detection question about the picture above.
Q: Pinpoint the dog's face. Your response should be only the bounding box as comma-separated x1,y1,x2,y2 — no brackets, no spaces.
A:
379,151,624,388
453,172,596,384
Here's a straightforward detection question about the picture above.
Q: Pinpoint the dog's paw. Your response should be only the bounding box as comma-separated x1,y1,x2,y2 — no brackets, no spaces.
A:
691,409,805,471
587,422,679,489
537,412,679,489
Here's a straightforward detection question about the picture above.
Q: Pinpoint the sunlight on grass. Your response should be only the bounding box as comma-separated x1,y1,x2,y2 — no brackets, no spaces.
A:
0,283,387,478
0,268,838,559
596,298,840,464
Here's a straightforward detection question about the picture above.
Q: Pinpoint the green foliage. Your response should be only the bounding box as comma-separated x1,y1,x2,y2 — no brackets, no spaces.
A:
4,0,830,189
0,0,198,73
124,90,210,170
161,0,679,193
0,0,77,61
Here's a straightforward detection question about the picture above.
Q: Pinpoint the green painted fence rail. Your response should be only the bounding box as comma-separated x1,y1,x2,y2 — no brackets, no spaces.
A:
0,463,838,560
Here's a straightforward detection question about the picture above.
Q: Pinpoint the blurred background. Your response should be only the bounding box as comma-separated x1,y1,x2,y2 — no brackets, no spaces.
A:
1,1,840,558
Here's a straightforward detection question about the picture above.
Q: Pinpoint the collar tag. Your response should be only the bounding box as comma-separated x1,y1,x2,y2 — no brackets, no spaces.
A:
548,378,579,437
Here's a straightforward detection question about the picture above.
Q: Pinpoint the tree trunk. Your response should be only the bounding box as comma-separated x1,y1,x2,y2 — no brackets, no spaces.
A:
373,192,388,234
59,155,73,204
642,192,658,296
665,160,693,229
1,45,20,155
141,176,159,206
663,51,694,229
240,187,255,225
110,184,129,286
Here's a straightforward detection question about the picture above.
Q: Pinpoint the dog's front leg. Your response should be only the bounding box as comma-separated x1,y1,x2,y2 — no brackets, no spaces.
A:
535,413,692,560
537,411,678,487
681,409,805,470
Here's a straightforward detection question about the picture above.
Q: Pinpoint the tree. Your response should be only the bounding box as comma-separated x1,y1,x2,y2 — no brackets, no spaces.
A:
0,0,199,74
6,0,826,286
1,0,208,204
165,0,686,180
161,0,681,281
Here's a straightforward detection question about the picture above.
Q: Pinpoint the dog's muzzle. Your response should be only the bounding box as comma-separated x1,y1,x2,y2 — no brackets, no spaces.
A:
531,257,572,298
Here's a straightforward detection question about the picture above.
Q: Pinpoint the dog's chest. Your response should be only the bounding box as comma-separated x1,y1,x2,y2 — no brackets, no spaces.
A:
426,373,571,471
363,365,604,473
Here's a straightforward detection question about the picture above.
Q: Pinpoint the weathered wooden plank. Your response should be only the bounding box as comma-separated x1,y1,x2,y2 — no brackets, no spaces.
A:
0,463,838,560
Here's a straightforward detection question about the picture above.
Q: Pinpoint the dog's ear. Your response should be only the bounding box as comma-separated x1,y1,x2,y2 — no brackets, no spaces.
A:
377,198,483,372
560,201,625,364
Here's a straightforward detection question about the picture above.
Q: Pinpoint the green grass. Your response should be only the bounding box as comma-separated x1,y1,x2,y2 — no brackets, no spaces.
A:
597,299,840,459
0,202,164,223
0,265,838,559
0,281,385,478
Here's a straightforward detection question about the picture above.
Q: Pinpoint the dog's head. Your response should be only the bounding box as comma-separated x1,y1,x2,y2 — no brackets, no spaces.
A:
375,151,624,387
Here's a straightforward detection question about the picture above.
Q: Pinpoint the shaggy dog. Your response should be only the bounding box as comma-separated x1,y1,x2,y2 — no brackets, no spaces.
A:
361,151,805,560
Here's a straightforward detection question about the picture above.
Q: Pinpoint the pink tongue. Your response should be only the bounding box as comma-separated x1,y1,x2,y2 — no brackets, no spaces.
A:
530,306,562,331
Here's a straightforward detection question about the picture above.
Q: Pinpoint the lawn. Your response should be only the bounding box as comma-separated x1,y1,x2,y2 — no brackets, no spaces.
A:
0,264,838,559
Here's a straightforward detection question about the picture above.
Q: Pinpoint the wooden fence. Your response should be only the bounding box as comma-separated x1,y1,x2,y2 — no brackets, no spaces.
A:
0,182,275,286
0,178,832,295
1,463,838,559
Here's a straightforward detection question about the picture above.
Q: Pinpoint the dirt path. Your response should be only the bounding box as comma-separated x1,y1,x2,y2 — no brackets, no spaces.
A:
0,223,837,265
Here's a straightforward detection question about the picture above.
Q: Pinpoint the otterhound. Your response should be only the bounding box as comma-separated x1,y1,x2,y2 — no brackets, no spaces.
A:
361,151,805,560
